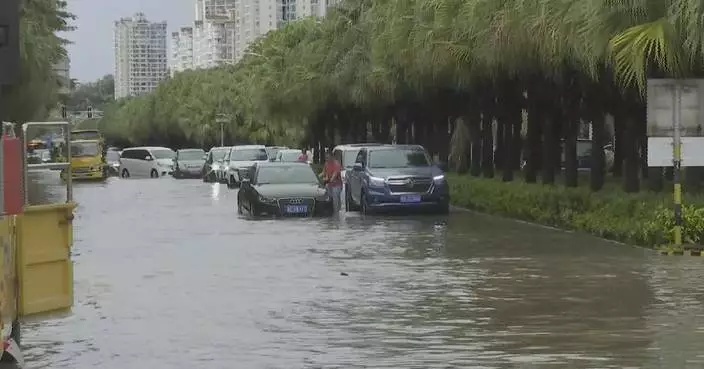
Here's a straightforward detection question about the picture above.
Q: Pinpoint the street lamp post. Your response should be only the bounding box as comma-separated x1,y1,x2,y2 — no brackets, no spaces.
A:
216,113,227,147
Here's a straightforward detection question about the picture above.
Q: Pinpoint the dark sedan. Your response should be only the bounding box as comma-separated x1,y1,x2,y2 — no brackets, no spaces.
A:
237,162,334,217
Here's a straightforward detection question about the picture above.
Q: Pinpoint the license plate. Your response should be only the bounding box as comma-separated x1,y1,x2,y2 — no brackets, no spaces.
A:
285,205,308,213
400,194,422,203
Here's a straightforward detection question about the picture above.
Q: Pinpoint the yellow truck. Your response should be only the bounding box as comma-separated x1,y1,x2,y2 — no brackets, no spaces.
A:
61,139,106,181
0,121,76,367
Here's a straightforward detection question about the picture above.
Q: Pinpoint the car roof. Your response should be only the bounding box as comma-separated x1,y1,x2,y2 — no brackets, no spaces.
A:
279,149,300,153
123,146,172,151
177,148,204,152
333,143,387,150
366,144,425,151
232,145,266,150
209,146,231,151
254,161,311,168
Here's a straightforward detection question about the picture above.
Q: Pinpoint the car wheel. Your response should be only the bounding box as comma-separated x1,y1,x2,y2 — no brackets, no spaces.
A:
121,169,130,178
438,201,450,215
150,169,159,178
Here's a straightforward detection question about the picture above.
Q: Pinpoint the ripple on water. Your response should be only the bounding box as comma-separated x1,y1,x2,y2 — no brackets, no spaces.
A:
18,174,704,368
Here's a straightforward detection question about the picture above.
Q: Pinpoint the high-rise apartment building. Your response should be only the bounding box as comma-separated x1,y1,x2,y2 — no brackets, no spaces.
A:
114,13,168,99
171,26,194,75
170,0,341,70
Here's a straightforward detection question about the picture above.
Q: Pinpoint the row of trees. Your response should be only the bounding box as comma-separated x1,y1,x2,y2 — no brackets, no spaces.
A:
0,0,73,124
100,0,704,193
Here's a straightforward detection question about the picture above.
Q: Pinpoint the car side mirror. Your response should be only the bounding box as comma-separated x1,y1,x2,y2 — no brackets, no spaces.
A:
353,163,363,171
145,155,153,161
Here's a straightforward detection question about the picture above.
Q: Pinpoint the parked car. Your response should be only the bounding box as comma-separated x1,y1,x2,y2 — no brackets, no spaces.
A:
345,144,449,214
106,149,121,176
265,146,288,161
118,146,175,178
332,143,386,182
237,162,334,217
275,149,303,162
173,148,206,178
202,146,231,183
223,145,269,188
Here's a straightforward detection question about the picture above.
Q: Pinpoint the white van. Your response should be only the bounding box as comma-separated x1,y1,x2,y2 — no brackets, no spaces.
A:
223,145,269,188
119,146,175,178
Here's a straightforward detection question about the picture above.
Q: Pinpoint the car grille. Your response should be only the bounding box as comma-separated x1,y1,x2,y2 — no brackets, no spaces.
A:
387,177,432,193
277,197,315,215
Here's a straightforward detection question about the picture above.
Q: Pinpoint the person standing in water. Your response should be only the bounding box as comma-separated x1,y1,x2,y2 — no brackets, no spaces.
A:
322,150,343,212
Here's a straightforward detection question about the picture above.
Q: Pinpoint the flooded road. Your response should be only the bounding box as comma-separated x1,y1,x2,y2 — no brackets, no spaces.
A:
20,171,704,368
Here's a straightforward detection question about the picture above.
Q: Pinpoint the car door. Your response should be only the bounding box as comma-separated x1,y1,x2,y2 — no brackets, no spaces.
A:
119,149,133,174
349,149,366,204
135,149,151,176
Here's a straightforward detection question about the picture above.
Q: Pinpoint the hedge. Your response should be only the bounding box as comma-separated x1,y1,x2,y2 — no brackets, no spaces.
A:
447,173,704,247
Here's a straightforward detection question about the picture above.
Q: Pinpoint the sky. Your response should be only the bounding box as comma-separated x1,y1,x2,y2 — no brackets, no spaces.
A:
64,0,194,82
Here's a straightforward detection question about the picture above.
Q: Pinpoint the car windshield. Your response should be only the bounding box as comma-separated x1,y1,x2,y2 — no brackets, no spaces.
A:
210,148,229,160
231,148,268,161
279,151,300,162
71,131,101,141
368,148,430,168
178,150,204,160
151,149,175,159
266,147,284,158
342,149,360,168
106,151,120,162
71,142,100,157
256,165,319,185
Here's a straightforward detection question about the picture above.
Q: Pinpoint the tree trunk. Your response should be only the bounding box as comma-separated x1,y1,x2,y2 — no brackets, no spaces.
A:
622,116,640,193
480,113,495,178
469,113,482,177
524,99,541,183
563,114,578,187
590,114,606,191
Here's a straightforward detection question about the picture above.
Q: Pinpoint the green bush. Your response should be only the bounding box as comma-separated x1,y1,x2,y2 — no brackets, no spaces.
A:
447,174,704,247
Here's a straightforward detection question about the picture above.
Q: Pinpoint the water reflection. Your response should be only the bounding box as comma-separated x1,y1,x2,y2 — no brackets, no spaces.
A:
18,178,704,368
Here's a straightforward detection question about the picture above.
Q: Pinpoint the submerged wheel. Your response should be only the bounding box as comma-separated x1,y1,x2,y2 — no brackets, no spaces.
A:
150,169,159,178
121,169,130,178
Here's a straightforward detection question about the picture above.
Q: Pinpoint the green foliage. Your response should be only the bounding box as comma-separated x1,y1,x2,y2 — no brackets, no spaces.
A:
66,74,114,110
0,0,74,123
448,173,704,247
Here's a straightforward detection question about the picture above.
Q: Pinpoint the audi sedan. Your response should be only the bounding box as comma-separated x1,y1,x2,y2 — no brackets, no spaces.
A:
237,162,334,217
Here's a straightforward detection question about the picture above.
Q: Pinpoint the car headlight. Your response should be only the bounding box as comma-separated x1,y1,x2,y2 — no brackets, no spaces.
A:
433,174,445,182
112,162,120,167
258,195,276,203
368,176,385,187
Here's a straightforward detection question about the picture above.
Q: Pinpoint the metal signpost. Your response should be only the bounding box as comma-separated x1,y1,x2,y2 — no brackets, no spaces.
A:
647,79,704,249
216,114,227,147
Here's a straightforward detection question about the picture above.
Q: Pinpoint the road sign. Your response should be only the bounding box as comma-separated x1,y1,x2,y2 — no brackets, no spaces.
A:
647,79,704,167
647,79,704,138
